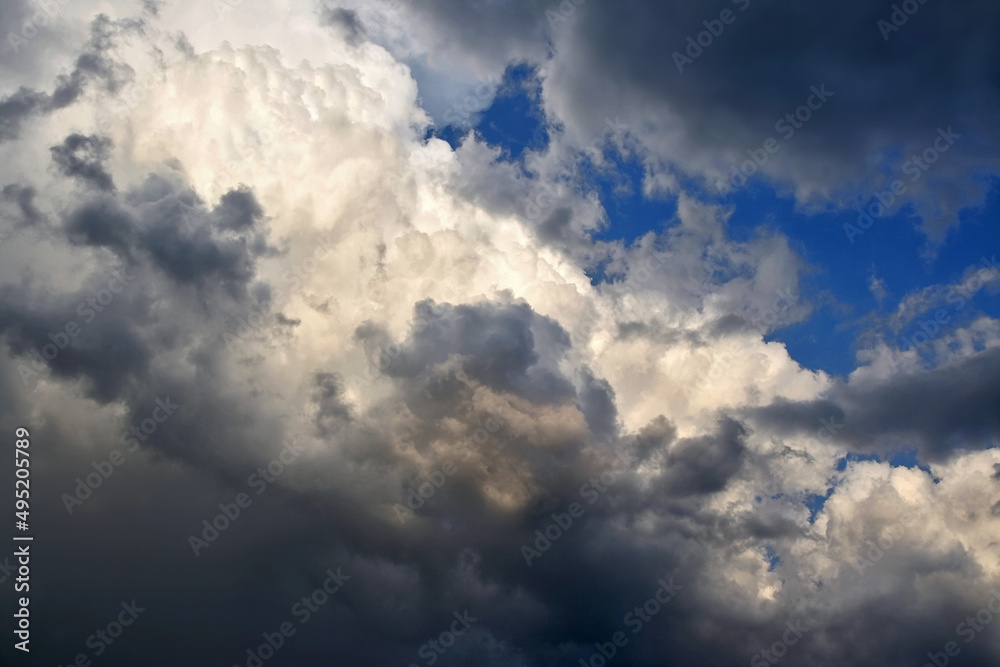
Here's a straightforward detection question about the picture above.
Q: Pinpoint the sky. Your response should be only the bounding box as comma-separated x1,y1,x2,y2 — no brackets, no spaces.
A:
0,1,998,665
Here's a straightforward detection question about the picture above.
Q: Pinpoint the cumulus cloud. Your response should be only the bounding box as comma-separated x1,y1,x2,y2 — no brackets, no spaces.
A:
0,3,997,666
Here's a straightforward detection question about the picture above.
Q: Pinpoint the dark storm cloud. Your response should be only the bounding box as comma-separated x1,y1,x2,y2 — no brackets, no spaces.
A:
0,279,151,401
139,202,258,288
657,417,748,497
0,173,325,559
402,0,1000,235
0,168,274,405
64,195,137,254
34,288,686,665
578,367,619,442
361,298,577,403
318,4,367,45
629,414,678,464
291,312,743,665
145,298,698,663
571,0,998,149
61,180,270,293
0,87,48,142
68,173,274,292
749,345,1000,460
0,244,990,667
50,133,116,191
0,272,953,666
214,186,266,231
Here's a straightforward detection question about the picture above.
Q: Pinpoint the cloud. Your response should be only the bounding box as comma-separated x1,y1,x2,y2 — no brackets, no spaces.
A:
0,13,142,142
50,133,116,191
318,4,367,45
0,183,43,226
750,344,1000,460
0,5,997,666
379,0,1000,240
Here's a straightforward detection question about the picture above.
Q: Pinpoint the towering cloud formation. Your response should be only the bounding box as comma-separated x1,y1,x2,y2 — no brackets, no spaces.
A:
0,2,997,666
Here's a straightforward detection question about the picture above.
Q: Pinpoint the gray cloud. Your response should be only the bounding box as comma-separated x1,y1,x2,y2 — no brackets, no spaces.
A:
50,133,116,192
0,14,141,142
749,345,1000,461
318,4,367,45
367,299,577,404
393,0,1000,239
1,183,43,226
